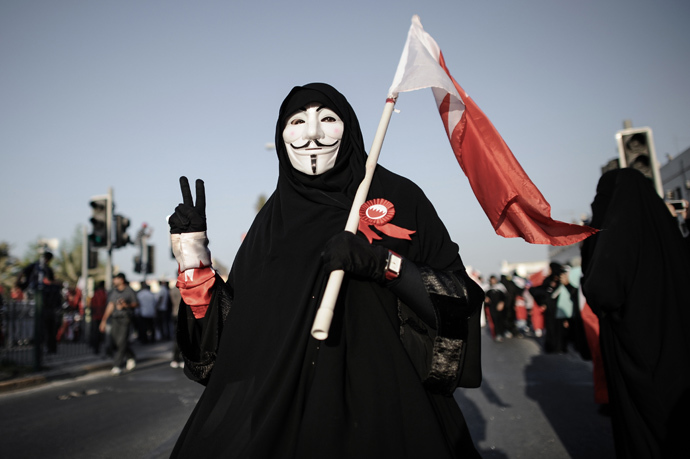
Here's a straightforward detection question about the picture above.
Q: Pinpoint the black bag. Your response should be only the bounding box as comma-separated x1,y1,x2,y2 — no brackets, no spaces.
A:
398,271,483,395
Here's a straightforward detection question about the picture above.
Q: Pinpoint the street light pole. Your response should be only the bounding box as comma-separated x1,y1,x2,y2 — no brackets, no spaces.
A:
33,243,48,370
105,187,113,290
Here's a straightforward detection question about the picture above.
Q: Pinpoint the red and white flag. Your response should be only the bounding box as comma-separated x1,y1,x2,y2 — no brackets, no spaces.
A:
388,15,596,246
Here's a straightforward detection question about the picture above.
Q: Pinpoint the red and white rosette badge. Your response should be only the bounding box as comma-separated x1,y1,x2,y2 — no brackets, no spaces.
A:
358,198,416,243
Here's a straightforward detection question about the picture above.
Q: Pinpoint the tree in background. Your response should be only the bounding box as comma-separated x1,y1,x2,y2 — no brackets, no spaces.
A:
52,227,105,288
53,229,82,286
12,227,105,293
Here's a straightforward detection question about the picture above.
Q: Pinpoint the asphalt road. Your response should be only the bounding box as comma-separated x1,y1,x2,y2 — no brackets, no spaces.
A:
0,330,615,458
457,331,615,458
0,360,203,459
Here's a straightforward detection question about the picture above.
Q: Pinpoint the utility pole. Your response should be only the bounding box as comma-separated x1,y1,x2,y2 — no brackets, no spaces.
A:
141,228,149,282
106,187,113,290
135,223,153,281
81,225,92,343
33,244,46,370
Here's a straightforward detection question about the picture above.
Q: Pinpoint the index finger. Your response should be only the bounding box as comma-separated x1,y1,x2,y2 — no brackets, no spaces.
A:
179,176,193,206
195,179,206,215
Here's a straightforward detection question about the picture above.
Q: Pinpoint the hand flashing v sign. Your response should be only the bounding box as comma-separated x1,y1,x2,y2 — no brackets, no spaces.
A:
169,177,207,234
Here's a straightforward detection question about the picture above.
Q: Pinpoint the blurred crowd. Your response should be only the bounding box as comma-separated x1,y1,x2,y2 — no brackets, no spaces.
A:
5,254,181,369
474,261,590,359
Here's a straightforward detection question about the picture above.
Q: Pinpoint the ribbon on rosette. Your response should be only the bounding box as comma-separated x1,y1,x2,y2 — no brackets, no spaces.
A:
357,198,416,243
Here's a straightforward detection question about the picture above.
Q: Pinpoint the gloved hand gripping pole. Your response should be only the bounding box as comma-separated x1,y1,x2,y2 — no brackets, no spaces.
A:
311,97,397,340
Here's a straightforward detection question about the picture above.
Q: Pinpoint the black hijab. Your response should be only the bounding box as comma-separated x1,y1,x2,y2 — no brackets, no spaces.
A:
276,83,366,198
173,83,477,458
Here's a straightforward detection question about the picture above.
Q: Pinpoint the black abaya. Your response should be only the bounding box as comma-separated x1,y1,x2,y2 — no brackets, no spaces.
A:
172,83,481,458
581,169,690,458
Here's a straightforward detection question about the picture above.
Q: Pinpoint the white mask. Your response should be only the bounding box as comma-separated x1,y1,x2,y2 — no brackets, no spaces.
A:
283,103,344,175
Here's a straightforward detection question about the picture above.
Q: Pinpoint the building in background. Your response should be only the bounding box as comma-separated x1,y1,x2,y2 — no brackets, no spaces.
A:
660,146,690,202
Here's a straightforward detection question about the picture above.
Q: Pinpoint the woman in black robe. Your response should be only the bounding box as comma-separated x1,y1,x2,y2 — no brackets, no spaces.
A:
529,262,573,353
581,168,690,458
169,83,483,458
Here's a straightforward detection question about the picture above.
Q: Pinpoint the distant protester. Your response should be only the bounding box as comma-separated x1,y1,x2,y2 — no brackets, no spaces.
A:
89,281,107,355
484,275,507,341
529,262,574,354
100,273,138,375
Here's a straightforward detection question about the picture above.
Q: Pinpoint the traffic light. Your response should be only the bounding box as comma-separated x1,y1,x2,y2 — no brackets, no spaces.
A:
114,215,131,248
89,197,109,247
616,127,662,196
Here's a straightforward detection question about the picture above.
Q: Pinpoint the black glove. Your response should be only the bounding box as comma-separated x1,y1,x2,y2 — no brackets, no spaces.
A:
322,231,389,283
169,177,206,234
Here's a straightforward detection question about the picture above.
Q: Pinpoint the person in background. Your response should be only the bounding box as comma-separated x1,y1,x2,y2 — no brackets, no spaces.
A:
100,273,138,375
529,263,571,353
57,284,82,342
136,282,157,344
156,279,172,341
563,263,590,360
89,281,107,355
500,273,522,338
16,251,54,292
581,168,690,458
552,266,579,354
16,251,61,354
485,275,507,341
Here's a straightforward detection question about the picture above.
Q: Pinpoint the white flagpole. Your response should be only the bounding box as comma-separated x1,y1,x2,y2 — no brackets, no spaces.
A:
310,97,397,340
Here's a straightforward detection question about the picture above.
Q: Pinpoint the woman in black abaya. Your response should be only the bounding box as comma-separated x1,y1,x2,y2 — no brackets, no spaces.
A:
581,168,690,458
169,83,483,458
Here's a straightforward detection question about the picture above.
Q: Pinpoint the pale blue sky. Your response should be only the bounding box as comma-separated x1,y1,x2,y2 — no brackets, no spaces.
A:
2,0,689,280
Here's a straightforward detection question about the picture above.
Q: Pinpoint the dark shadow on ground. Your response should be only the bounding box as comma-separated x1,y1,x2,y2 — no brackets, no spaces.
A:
523,350,615,458
455,382,509,459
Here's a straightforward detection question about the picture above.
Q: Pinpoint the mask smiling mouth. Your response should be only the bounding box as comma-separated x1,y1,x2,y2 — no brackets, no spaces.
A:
291,139,340,150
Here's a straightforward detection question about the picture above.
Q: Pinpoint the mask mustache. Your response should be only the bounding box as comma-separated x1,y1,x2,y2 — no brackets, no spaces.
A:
290,139,339,149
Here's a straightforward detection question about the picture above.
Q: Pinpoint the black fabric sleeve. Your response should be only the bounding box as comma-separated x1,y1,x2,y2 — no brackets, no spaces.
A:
529,284,549,307
386,259,437,327
177,273,232,385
